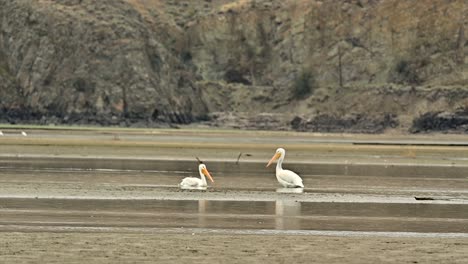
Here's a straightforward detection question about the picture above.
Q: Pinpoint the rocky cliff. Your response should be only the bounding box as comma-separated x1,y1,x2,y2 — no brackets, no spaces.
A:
0,0,467,132
0,0,208,126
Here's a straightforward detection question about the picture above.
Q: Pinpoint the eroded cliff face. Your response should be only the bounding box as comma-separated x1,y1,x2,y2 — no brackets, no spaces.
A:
189,0,466,88
0,0,467,132
186,0,468,132
0,0,207,126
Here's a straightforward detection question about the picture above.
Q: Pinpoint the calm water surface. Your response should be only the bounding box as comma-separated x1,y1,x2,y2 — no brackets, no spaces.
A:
0,157,467,234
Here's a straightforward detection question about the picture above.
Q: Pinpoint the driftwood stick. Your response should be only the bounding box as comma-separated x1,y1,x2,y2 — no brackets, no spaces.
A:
235,152,242,165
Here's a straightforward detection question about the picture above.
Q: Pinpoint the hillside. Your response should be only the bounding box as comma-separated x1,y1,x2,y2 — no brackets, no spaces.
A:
0,0,467,133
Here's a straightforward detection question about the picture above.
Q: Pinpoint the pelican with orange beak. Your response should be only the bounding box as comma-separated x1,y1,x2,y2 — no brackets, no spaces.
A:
180,158,214,188
266,148,304,188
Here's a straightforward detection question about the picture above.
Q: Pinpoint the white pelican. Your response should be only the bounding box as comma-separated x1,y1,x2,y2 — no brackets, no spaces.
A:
266,148,304,188
180,163,214,188
21,131,27,136
0,131,3,136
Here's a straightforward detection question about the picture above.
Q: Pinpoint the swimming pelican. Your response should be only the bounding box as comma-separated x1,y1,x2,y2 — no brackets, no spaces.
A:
266,148,304,188
180,163,214,188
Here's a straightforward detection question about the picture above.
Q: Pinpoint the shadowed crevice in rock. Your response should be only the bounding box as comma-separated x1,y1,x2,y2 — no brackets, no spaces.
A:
411,110,468,133
290,114,399,134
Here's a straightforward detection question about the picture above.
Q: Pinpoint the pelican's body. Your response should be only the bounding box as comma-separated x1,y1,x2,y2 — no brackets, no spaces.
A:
180,163,214,188
267,148,304,188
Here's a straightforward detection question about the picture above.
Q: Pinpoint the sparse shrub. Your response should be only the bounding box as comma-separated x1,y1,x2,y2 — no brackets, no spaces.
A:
293,71,316,99
181,50,192,62
390,59,423,85
224,69,251,85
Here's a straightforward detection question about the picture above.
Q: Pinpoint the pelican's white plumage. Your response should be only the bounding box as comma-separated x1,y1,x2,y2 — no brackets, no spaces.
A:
266,148,304,188
180,163,214,188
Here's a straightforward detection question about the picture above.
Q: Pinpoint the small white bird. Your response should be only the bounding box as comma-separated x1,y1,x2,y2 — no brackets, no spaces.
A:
21,131,27,136
0,131,3,136
266,148,304,188
180,163,214,188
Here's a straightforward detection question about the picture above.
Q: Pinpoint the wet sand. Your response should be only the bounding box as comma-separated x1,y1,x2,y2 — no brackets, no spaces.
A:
2,127,468,165
1,232,467,264
1,127,468,263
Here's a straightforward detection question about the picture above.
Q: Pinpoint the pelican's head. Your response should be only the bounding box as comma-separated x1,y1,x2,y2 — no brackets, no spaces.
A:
266,148,285,167
199,163,214,183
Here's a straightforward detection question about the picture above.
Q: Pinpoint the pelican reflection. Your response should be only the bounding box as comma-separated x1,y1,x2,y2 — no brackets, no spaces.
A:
275,188,303,229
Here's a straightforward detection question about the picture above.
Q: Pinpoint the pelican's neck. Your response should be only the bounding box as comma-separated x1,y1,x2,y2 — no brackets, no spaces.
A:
276,154,284,172
199,167,207,185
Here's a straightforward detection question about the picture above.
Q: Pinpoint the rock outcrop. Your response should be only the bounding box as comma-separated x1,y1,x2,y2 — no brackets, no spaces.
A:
0,0,467,132
0,0,208,126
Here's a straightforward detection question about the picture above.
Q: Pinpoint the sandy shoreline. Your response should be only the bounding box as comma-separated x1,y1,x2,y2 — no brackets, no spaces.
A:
1,232,467,264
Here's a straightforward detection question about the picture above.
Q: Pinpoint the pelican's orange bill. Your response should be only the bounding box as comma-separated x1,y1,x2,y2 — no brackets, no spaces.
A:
266,152,281,167
202,167,214,182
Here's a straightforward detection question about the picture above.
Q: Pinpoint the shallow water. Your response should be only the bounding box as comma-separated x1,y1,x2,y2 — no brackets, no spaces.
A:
0,157,467,235
1,197,467,233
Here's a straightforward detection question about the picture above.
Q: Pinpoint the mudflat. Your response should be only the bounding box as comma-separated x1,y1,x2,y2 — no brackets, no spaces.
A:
1,127,468,263
1,232,467,264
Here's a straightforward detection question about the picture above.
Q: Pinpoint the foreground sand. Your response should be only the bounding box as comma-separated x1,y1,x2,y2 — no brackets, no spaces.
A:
1,232,467,263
